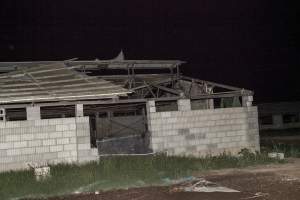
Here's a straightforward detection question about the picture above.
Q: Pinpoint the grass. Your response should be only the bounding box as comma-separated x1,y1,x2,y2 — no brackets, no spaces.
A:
0,150,283,200
261,143,300,158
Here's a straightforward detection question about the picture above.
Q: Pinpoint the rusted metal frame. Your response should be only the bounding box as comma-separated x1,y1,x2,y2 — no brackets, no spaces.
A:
0,90,245,109
130,77,176,91
150,84,181,96
145,83,156,98
188,79,194,97
180,75,252,93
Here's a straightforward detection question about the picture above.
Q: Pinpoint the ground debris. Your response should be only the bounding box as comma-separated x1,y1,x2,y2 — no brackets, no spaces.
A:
170,177,240,193
241,192,269,199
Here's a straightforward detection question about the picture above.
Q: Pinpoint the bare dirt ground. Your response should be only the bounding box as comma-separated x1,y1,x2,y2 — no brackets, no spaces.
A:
42,158,300,200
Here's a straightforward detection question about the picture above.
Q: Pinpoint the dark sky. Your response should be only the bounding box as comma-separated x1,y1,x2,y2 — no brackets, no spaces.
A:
0,1,295,103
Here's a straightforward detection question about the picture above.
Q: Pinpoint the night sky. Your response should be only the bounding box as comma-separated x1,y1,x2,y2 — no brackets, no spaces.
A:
0,1,295,104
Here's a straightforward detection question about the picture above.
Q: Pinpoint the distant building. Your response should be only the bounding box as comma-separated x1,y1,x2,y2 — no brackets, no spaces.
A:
258,101,300,130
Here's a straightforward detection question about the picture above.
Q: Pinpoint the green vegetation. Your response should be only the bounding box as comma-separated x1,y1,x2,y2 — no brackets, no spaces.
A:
262,143,300,158
0,150,283,200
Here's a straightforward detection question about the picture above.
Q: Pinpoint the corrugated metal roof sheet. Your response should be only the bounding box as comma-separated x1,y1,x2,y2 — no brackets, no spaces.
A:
0,63,130,104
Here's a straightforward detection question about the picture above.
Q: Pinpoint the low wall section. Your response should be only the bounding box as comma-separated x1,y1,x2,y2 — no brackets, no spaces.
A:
147,100,260,156
0,117,98,172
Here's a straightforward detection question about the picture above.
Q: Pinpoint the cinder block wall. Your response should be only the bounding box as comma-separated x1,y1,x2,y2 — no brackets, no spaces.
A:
0,117,98,172
147,102,260,156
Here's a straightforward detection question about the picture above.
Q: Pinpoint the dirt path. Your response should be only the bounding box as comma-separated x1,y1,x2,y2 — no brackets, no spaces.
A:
44,159,300,200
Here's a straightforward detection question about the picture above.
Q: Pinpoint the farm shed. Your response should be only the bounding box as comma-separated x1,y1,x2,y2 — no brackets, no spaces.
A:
0,52,260,172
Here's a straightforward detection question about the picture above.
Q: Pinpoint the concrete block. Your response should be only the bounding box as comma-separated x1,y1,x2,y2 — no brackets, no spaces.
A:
0,150,7,156
58,151,70,158
35,133,49,139
78,149,90,157
222,137,231,143
5,121,20,128
149,107,156,113
56,124,69,131
44,152,58,160
77,136,90,144
7,148,22,156
64,144,76,151
13,141,27,148
196,133,206,139
20,134,34,141
36,146,50,154
57,138,70,145
6,135,21,142
62,118,75,124
76,104,84,117
185,134,196,140
69,124,76,130
186,145,197,152
42,139,56,146
50,145,63,152
70,150,77,157
69,138,76,144
148,100,155,107
0,142,13,149
28,140,42,147
26,106,41,120
21,147,35,155
49,118,63,125
63,131,76,137
78,143,90,150
0,122,5,128
34,119,48,126
49,132,63,138
76,117,89,123
207,143,217,149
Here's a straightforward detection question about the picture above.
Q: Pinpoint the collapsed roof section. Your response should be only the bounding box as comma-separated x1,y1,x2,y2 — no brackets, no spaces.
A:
0,51,253,109
0,63,129,104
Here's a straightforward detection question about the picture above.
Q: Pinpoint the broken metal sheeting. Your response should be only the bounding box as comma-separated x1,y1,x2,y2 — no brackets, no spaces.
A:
0,63,129,104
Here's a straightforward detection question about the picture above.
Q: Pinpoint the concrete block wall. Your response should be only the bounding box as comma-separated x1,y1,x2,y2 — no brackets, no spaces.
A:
0,117,98,172
147,100,260,157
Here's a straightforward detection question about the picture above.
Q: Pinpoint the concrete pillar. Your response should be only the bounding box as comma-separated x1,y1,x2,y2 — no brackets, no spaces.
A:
177,99,191,111
207,99,214,109
242,96,253,107
75,104,84,117
146,100,156,113
272,114,283,128
26,106,41,120
0,107,6,122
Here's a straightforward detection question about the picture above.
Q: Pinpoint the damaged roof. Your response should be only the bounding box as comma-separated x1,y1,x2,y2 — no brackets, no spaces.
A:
0,63,130,104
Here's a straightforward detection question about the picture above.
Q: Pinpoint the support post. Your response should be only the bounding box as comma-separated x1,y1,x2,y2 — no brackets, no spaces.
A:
26,106,41,120
207,99,214,109
242,96,253,107
75,104,84,117
146,100,156,114
177,99,191,111
0,107,6,122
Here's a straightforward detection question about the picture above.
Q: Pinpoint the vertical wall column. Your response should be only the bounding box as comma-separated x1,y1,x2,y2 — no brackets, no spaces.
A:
26,106,40,120
208,99,214,109
76,104,84,117
242,96,253,107
146,100,156,114
146,100,156,150
0,107,6,122
177,99,191,111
